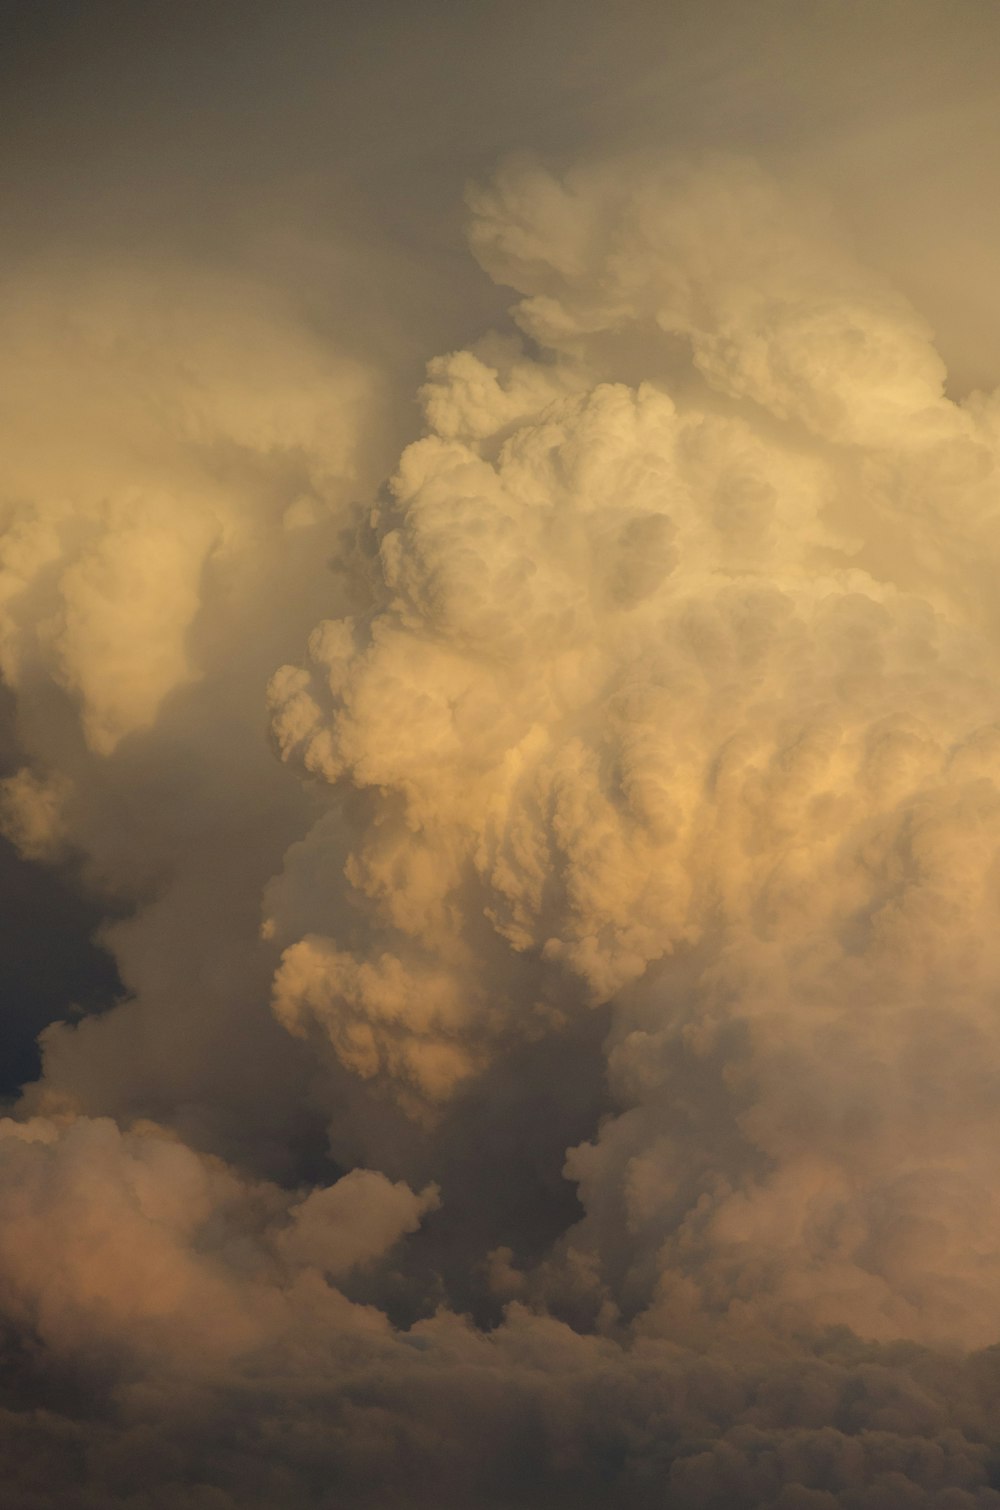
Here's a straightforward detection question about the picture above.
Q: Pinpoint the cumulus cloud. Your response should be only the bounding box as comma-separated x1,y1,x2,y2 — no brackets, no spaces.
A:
264,142,1000,1417
5,2,1000,1507
0,262,369,755
0,1114,437,1376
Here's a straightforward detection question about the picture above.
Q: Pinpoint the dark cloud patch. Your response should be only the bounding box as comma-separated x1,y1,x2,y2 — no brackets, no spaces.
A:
0,684,122,1099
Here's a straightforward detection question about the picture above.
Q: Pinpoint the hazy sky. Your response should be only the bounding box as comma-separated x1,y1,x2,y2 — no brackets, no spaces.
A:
5,3,1000,1507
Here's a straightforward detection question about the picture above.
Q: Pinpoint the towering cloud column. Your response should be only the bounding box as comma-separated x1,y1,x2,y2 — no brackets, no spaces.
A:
269,155,1000,1347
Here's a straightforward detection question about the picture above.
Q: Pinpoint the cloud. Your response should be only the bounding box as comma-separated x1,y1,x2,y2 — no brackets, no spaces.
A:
264,151,1000,1365
0,254,382,1177
0,262,369,756
0,1113,437,1377
5,3,1000,1506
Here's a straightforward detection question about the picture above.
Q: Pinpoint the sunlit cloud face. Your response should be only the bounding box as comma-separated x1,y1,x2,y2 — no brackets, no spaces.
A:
266,152,1000,1355
4,3,1000,1507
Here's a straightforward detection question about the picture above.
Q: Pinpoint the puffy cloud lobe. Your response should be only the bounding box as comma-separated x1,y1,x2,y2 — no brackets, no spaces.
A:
276,1165,439,1275
0,1115,437,1374
267,375,844,1101
467,156,951,449
0,262,368,760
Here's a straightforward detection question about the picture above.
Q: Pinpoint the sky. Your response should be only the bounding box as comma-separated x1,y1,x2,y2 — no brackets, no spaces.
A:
5,2,1000,1506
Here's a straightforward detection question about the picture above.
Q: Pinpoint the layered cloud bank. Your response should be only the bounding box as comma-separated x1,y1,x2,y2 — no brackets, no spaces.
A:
5,5,1000,1503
